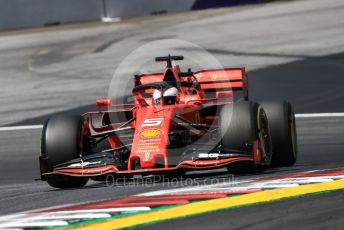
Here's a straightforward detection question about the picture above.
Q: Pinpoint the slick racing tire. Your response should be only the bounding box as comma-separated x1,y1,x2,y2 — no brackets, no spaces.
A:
220,101,272,172
261,101,297,167
41,115,89,188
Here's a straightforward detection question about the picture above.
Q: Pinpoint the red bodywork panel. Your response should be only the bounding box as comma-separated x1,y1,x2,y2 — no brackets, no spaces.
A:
130,107,170,169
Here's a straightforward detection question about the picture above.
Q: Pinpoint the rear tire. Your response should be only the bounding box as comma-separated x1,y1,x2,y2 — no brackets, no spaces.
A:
261,101,297,167
41,115,89,188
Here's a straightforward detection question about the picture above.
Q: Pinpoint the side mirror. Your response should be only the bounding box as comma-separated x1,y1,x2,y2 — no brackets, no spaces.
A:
96,98,112,106
216,91,233,99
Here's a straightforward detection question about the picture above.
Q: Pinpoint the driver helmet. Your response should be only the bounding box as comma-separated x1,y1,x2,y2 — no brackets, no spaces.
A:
163,87,178,105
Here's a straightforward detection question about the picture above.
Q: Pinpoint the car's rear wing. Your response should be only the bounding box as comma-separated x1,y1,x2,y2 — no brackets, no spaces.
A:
193,68,248,100
134,67,248,100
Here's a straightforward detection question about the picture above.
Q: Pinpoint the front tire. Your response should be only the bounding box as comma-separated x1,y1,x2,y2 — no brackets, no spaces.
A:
220,101,272,172
41,115,89,188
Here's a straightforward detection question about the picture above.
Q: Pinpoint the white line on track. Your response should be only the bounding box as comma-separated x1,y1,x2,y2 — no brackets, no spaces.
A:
0,207,151,229
295,113,344,118
0,113,343,132
48,207,152,214
0,125,43,131
0,220,68,228
25,213,111,220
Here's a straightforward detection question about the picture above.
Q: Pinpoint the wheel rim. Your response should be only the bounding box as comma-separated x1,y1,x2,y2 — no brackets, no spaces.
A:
257,106,272,166
290,112,297,158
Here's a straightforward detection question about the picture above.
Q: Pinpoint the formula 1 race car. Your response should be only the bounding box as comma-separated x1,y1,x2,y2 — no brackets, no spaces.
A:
39,55,297,188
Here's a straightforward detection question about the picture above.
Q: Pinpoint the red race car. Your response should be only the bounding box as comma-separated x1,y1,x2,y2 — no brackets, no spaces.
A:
39,55,297,188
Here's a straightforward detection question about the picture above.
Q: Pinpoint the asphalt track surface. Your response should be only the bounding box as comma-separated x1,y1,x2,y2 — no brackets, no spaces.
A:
0,0,344,229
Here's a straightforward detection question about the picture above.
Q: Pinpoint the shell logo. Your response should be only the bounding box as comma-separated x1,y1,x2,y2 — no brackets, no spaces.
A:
211,74,218,80
139,129,163,138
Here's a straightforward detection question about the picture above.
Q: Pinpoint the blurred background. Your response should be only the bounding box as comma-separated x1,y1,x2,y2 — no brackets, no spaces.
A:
0,0,271,30
1,0,343,127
